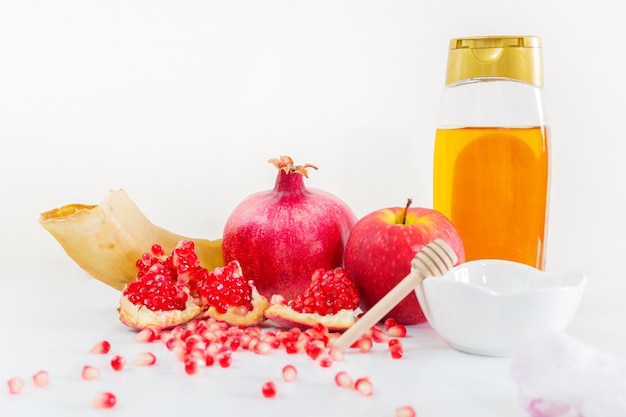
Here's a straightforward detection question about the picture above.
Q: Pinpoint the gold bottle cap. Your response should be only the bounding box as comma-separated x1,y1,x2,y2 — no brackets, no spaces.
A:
445,35,543,87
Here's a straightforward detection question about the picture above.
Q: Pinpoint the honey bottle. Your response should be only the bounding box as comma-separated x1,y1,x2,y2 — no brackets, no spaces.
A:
433,36,549,269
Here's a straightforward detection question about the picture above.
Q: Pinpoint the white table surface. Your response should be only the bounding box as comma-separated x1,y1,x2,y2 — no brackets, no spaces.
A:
1,238,624,417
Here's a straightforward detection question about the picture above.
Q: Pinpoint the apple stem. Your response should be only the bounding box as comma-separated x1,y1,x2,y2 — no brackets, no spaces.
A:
402,198,412,225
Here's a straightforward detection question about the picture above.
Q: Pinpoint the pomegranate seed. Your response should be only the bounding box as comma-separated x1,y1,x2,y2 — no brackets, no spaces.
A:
396,405,417,417
387,324,407,338
371,325,390,343
90,340,111,354
136,352,157,366
384,318,398,330
160,330,174,343
205,355,215,367
184,359,200,375
254,341,273,355
305,343,324,360
81,366,100,380
316,353,333,368
196,260,254,314
355,377,373,396
311,322,328,336
282,364,298,382
7,377,24,394
217,352,232,368
270,294,286,305
261,381,277,398
389,339,404,359
110,355,126,371
289,268,359,315
328,347,344,361
32,370,50,387
354,336,373,353
334,371,354,388
92,391,117,409
135,328,157,343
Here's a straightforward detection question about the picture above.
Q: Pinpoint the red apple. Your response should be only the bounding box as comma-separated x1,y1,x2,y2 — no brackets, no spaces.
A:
344,199,465,325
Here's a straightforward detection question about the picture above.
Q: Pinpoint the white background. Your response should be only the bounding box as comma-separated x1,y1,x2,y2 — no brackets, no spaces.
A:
2,0,625,278
1,2,625,416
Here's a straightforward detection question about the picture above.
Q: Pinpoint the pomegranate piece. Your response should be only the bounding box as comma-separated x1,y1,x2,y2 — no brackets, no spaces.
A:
264,267,359,331
261,381,277,398
282,365,298,382
90,340,111,354
136,352,157,366
81,366,100,380
118,241,207,330
217,352,233,368
7,377,24,394
222,155,357,302
32,370,50,387
355,377,374,396
123,244,269,329
197,260,253,314
396,406,417,417
93,392,117,409
198,261,270,327
110,355,127,371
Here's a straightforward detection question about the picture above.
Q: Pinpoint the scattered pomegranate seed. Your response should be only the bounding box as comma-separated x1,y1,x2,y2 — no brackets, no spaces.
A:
371,325,390,343
354,336,373,353
184,359,200,375
334,371,354,388
261,381,277,398
217,352,232,368
355,377,373,396
32,370,50,387
389,339,404,359
305,342,324,360
328,347,344,361
136,352,157,366
396,405,417,417
282,365,298,382
81,365,100,380
90,340,111,354
387,324,407,338
316,353,333,368
7,377,24,394
92,391,117,409
205,355,215,367
135,328,158,343
384,318,398,330
254,341,273,355
110,355,126,371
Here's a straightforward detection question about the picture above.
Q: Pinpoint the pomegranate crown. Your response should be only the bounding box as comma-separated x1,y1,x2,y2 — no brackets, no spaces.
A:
269,155,318,178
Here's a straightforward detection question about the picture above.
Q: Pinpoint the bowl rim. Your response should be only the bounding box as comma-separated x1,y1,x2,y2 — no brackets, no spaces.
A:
422,259,587,297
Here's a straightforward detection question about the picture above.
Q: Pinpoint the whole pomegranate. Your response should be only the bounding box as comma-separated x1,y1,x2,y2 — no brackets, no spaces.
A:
222,156,357,301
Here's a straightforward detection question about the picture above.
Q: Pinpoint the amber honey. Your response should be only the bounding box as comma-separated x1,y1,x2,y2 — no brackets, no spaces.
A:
433,126,549,269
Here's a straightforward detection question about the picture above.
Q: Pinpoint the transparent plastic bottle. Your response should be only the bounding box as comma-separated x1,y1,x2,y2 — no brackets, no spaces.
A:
433,36,549,269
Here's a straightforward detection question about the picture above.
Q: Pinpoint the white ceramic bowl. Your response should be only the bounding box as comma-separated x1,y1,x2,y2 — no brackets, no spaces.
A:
414,259,586,357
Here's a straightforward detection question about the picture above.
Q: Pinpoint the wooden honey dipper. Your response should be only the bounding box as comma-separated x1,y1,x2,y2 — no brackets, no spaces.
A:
333,238,458,352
